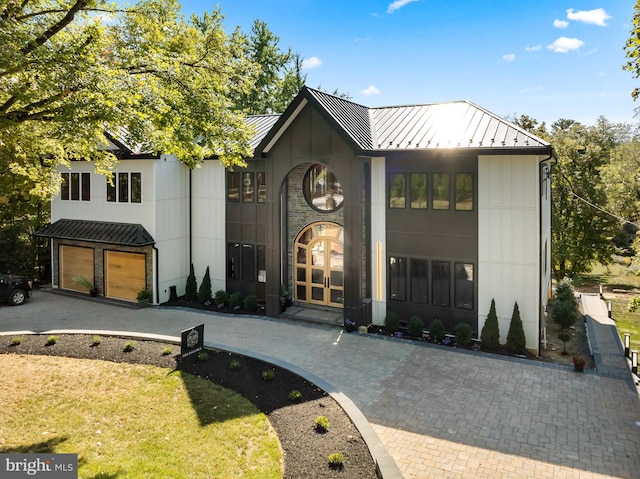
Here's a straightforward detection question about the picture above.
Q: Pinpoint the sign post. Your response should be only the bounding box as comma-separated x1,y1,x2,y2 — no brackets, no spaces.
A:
180,324,204,359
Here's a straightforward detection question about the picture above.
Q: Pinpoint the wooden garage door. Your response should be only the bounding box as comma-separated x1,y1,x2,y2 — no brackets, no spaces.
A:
60,245,95,293
105,251,146,301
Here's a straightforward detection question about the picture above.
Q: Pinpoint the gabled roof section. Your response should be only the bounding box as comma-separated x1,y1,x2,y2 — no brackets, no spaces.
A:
244,115,280,150
36,219,155,246
371,100,551,151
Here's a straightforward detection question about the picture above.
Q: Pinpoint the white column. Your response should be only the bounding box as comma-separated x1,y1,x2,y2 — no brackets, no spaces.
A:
370,157,387,325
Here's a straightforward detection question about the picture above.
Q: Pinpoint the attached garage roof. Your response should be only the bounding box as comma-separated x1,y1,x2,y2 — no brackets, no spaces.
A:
36,219,155,246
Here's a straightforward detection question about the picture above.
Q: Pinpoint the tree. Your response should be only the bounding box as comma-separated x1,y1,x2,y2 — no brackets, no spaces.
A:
185,264,198,301
480,299,500,351
553,278,578,330
0,0,259,197
197,266,212,302
505,302,526,355
624,1,640,102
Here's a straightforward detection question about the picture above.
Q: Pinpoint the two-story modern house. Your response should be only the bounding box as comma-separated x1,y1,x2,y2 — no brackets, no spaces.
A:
38,86,554,354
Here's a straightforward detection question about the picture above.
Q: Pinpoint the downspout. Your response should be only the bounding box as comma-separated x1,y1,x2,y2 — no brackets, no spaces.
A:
153,244,159,304
189,168,193,267
538,149,556,355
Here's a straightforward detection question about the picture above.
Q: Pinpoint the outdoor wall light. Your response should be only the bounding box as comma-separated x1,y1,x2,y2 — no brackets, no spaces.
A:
625,333,631,358
608,301,612,318
632,350,638,375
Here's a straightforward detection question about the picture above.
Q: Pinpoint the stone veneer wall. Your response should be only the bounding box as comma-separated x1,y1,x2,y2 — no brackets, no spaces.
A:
286,163,344,299
51,239,154,300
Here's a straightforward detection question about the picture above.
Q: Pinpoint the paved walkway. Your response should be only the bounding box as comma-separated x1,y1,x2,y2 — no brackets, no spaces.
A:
2,289,640,479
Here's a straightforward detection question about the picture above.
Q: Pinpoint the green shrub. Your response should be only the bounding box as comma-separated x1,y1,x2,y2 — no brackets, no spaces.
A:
505,302,527,354
481,298,501,351
328,452,345,469
407,316,424,337
229,359,241,370
162,347,172,356
262,369,275,381
229,292,243,309
429,318,446,342
243,294,258,312
384,311,400,333
46,335,58,346
315,415,329,433
124,340,136,352
214,290,229,306
628,296,640,313
197,351,209,362
555,277,577,305
197,266,212,302
137,289,150,300
91,335,102,346
10,336,22,346
454,322,472,347
288,390,302,401
185,264,198,301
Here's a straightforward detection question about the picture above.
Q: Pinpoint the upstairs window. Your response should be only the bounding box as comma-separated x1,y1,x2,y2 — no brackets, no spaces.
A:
410,173,427,209
432,173,450,210
455,173,473,211
107,172,142,203
389,173,406,208
60,172,90,201
304,164,343,212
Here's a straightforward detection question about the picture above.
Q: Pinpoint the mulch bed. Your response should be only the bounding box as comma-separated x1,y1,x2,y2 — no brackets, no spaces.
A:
0,334,378,479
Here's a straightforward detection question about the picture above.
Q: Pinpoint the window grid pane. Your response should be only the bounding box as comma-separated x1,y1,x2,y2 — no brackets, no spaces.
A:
61,173,70,201
227,172,240,202
242,244,255,281
455,263,474,309
118,173,129,203
389,256,407,300
410,173,427,209
70,173,80,201
131,173,141,203
410,259,428,303
389,174,406,208
227,243,240,279
242,172,254,202
432,261,450,306
257,172,266,203
455,173,473,211
432,173,449,210
81,173,90,201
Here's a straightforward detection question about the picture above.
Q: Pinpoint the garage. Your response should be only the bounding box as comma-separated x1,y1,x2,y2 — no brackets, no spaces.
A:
105,250,146,301
59,245,95,293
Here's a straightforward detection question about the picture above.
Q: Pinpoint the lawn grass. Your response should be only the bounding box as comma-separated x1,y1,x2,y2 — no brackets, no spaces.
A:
0,355,282,479
610,298,640,353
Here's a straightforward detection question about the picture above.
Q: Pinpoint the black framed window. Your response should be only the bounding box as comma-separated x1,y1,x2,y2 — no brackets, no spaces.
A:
61,173,70,200
432,173,449,210
455,173,473,211
106,178,116,202
242,244,255,281
257,172,266,203
242,172,254,202
82,173,91,201
257,244,266,282
432,261,450,306
227,172,240,202
389,173,406,208
70,173,80,200
227,243,240,279
131,173,142,203
118,173,129,202
303,164,344,212
389,256,407,300
454,262,474,309
410,259,428,303
410,173,427,209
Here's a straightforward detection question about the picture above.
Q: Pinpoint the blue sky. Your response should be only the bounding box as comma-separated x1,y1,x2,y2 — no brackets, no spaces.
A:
184,1,638,127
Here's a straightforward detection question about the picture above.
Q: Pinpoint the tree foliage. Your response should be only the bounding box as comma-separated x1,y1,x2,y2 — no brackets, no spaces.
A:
624,1,640,102
505,302,526,354
185,263,197,301
481,298,500,351
197,265,212,302
0,0,259,197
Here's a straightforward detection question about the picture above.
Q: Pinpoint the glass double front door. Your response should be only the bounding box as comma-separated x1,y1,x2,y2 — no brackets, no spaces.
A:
294,223,344,308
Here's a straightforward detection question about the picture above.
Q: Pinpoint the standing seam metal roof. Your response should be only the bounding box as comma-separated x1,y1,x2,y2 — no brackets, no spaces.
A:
36,219,155,246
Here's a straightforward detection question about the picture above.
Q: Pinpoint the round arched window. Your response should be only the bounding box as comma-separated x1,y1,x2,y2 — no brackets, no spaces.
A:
303,164,344,212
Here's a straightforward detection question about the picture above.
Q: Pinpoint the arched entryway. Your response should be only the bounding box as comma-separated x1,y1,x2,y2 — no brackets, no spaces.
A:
294,222,344,308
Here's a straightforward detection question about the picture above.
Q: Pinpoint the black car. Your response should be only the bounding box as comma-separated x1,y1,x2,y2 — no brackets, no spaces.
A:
0,273,33,306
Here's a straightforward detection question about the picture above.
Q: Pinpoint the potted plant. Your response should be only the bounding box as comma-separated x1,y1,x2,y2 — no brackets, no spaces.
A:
280,284,292,311
137,289,151,307
72,275,97,297
573,355,586,372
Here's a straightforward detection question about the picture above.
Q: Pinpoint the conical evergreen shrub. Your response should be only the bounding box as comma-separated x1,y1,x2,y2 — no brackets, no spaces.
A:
185,264,198,301
198,266,212,302
506,302,526,354
480,298,500,351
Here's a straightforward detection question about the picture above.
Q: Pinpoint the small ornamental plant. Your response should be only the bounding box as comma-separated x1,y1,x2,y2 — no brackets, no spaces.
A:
573,356,586,372
162,347,173,356
91,335,102,346
229,359,241,370
315,415,329,433
197,351,209,362
384,311,400,333
10,336,22,346
214,290,229,307
288,390,302,402
429,319,446,342
46,335,58,346
328,452,345,470
481,298,500,351
262,369,275,381
454,322,472,347
407,316,424,338
124,340,136,352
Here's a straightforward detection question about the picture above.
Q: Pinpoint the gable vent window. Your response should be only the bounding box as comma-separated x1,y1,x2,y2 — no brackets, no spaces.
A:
107,172,142,203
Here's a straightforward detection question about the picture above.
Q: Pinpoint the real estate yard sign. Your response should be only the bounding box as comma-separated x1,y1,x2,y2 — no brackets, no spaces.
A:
180,324,204,358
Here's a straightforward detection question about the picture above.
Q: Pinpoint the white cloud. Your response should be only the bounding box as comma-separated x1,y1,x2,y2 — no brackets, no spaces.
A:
526,45,542,52
302,56,322,69
547,37,584,53
361,85,381,96
566,8,611,27
554,19,569,28
503,54,516,62
387,0,419,14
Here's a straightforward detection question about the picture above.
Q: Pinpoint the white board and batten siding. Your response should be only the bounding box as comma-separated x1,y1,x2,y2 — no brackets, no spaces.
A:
478,155,543,352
